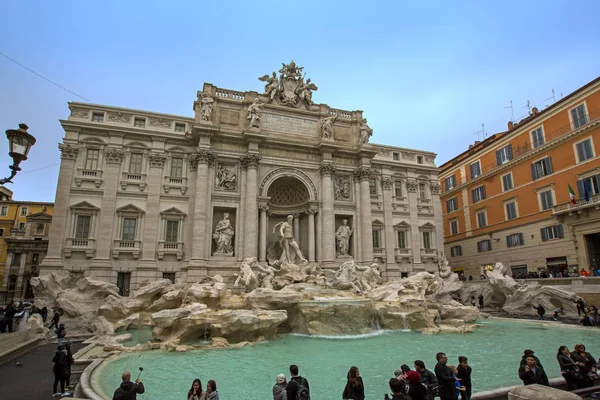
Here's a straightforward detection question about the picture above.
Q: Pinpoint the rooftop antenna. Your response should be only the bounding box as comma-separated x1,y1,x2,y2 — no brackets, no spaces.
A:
473,123,486,141
504,100,514,122
525,100,532,115
544,89,556,107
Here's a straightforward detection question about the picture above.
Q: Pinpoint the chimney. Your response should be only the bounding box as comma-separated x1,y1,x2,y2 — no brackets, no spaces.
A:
474,141,481,145
507,121,514,130
532,107,539,115
468,144,473,149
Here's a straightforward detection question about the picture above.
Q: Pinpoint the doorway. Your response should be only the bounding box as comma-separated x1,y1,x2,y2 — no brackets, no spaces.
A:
585,233,600,274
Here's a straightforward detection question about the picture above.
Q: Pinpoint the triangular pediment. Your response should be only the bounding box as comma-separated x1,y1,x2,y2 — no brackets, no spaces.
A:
394,221,411,229
26,211,52,221
372,219,385,227
160,207,186,216
116,204,145,214
70,201,100,211
420,222,435,230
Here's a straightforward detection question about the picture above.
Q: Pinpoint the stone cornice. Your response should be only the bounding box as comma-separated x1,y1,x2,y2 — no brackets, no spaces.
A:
442,118,600,197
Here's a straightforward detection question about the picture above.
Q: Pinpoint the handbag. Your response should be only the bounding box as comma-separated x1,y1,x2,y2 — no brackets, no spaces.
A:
587,371,599,381
570,369,583,380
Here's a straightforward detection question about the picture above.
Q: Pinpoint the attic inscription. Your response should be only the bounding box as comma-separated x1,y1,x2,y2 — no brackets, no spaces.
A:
261,113,317,135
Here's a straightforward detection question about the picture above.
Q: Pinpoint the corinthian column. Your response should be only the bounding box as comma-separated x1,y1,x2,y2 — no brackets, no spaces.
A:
355,166,373,263
320,162,336,264
259,204,269,262
241,154,261,258
307,209,317,262
381,176,396,277
188,149,215,268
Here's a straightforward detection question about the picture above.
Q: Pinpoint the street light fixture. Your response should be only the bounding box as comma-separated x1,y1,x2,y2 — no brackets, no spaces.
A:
1,123,36,185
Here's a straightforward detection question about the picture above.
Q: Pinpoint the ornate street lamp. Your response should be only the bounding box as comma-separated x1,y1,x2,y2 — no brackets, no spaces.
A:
1,124,36,185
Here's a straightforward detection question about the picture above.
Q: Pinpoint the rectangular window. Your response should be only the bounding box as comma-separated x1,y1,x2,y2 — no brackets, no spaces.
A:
92,112,104,122
571,104,588,128
122,218,137,241
417,156,423,164
134,117,146,128
446,197,458,213
75,215,91,238
393,152,400,161
576,138,594,163
394,181,402,198
506,201,518,220
165,220,179,242
450,219,459,235
85,149,100,170
531,127,545,148
477,239,492,252
0,228,3,236
444,176,456,191
541,225,564,241
531,157,553,180
117,272,131,296
129,153,144,174
0,206,7,216
470,162,481,179
11,253,21,266
174,123,186,133
369,178,377,196
372,230,382,248
163,272,176,283
422,231,432,249
506,233,525,247
540,190,554,210
477,210,487,228
577,175,600,198
170,157,183,178
396,231,408,248
20,207,28,216
18,222,25,230
502,173,513,191
472,186,486,203
419,183,427,199
450,245,462,257
496,144,513,166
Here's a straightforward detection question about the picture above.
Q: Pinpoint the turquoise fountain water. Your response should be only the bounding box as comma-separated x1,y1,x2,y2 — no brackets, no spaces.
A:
95,319,600,399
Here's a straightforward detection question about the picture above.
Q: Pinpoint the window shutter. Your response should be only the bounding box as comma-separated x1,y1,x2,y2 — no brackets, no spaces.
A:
532,131,539,148
545,157,553,174
519,233,524,245
477,241,481,252
507,145,513,160
472,189,476,203
530,163,538,180
481,186,486,199
576,142,585,162
469,164,474,179
557,225,564,238
577,179,585,198
506,236,511,247
540,228,548,242
541,193,547,210
496,150,502,166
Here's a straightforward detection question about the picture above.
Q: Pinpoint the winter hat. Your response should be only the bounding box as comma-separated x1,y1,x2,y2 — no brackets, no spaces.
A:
406,371,421,384
277,374,286,384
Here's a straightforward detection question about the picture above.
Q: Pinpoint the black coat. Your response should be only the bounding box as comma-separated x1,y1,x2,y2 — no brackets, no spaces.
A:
571,351,597,374
518,365,549,386
434,362,458,400
456,365,471,387
557,353,576,372
286,376,309,400
519,355,543,369
406,382,428,400
342,376,365,400
112,381,145,400
418,368,438,400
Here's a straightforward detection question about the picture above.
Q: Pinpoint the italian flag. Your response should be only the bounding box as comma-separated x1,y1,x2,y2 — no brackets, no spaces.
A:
568,184,576,204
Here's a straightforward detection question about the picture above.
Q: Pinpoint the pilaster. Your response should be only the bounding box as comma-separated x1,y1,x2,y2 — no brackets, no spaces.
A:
307,208,317,262
139,152,166,268
406,179,423,266
430,182,444,253
259,204,269,262
381,176,396,277
319,162,336,264
355,166,374,263
241,153,261,259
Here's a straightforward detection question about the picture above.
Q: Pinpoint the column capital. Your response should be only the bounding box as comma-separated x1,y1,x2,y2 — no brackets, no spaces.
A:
306,208,318,215
148,152,166,168
406,179,418,193
319,162,337,176
105,147,125,164
58,143,79,160
381,176,394,191
189,149,216,171
240,153,261,169
259,203,270,212
430,182,441,195
353,166,373,181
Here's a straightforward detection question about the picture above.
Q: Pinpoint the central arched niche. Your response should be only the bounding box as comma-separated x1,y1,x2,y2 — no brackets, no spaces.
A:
265,176,311,260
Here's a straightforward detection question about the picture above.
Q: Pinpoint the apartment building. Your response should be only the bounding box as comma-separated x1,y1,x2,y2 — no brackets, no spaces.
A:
440,76,600,277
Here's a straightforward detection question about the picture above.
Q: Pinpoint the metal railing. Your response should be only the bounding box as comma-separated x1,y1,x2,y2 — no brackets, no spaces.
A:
553,193,600,214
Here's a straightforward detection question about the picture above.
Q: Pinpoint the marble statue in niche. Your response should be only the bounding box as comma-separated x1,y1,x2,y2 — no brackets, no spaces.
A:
358,118,373,145
215,165,237,191
247,97,265,128
269,215,307,266
320,114,337,139
336,219,354,257
334,177,352,200
212,213,234,255
199,92,214,122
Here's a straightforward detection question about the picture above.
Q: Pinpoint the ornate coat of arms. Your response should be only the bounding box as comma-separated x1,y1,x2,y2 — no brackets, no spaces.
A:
258,60,318,108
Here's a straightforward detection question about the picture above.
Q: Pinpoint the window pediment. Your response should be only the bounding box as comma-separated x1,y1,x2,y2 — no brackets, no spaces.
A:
70,201,100,213
372,219,385,227
160,207,186,219
26,211,52,221
394,221,410,231
116,204,145,216
420,222,435,231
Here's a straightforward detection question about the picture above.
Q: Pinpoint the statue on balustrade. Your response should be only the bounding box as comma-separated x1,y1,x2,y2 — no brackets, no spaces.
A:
335,219,354,257
358,118,373,145
213,213,234,255
234,257,260,292
320,114,337,139
199,91,214,122
268,215,308,266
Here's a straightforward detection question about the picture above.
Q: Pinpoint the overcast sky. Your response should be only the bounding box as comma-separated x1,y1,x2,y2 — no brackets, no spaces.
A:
1,0,599,202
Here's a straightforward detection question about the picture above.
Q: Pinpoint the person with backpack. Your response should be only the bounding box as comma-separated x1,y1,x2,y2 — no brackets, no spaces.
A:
404,370,428,400
56,323,66,346
414,360,438,400
286,364,310,400
52,344,71,397
342,366,365,400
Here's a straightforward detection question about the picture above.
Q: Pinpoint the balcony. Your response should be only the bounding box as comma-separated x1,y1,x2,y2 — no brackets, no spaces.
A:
112,239,142,259
120,172,147,192
64,237,96,258
157,241,184,260
373,247,386,263
75,168,103,188
553,194,600,220
420,248,437,262
162,176,188,195
394,248,413,263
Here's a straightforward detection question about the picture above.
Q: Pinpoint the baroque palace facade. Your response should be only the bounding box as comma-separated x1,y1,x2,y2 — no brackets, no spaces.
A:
40,62,443,294
440,76,600,277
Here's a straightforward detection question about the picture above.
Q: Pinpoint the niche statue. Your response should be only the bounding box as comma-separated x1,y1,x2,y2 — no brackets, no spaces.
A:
268,215,307,266
335,219,353,257
212,213,234,255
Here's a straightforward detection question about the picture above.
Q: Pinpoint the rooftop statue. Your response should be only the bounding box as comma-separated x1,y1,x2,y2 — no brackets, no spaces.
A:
258,60,317,108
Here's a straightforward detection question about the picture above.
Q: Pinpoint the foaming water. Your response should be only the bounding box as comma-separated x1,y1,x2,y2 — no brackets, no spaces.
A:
94,319,600,400
291,329,395,340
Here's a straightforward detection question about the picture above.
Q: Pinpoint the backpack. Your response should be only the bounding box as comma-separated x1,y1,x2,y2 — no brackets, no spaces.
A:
296,378,310,400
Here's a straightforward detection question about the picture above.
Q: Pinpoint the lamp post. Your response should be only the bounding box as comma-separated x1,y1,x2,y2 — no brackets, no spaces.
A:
1,124,37,185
